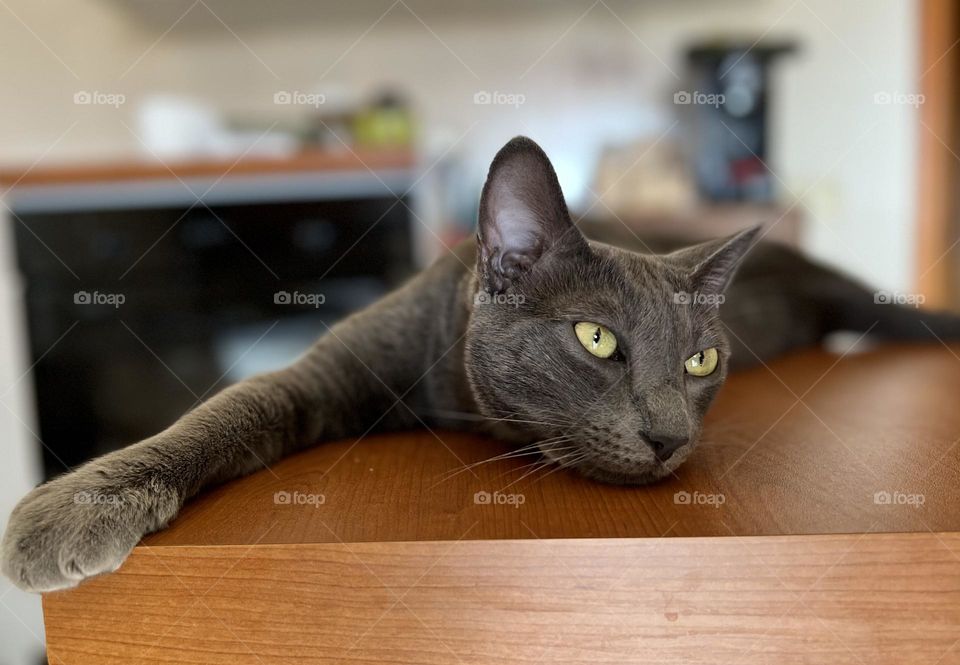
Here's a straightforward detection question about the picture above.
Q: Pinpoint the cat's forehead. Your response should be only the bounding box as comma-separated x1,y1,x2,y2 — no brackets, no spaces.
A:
585,241,681,297
530,241,682,316
592,241,676,280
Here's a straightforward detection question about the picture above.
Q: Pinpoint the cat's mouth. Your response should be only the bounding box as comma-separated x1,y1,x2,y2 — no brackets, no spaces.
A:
537,438,692,486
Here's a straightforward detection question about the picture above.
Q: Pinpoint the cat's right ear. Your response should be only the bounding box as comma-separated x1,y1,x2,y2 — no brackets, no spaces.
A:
477,136,586,293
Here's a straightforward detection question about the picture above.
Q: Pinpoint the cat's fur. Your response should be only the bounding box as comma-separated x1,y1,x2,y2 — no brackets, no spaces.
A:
4,136,959,592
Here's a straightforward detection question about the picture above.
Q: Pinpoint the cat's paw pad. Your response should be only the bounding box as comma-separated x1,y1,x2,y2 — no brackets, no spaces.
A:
1,477,175,592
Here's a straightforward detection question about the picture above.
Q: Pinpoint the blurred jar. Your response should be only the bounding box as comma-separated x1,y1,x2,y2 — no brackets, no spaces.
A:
353,91,415,149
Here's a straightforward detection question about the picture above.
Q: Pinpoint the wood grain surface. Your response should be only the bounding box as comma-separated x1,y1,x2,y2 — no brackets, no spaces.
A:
41,344,960,663
140,343,960,547
43,534,960,664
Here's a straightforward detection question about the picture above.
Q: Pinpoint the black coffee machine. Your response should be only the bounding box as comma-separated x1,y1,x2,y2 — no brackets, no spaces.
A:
684,41,796,202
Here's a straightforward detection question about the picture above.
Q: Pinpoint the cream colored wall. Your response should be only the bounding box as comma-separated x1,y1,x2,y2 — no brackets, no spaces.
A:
630,0,919,293
138,0,920,291
0,0,152,162
0,0,921,286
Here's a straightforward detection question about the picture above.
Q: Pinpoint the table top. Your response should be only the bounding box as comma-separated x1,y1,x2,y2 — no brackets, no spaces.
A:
0,148,414,189
144,343,960,548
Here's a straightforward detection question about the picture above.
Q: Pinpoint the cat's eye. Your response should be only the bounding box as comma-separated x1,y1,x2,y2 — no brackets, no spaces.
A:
574,322,618,359
684,348,719,376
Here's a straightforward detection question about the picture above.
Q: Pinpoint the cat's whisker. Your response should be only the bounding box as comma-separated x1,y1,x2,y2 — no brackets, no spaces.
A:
504,447,593,488
485,414,576,428
453,438,575,471
417,409,491,422
430,438,575,486
440,434,576,477
426,407,530,423
492,458,545,482
419,408,575,430
460,439,556,464
459,443,572,472
483,408,579,428
488,445,579,481
526,463,572,487
501,457,558,490
547,450,590,475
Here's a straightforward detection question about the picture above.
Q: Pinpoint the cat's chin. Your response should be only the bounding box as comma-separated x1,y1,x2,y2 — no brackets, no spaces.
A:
573,457,685,486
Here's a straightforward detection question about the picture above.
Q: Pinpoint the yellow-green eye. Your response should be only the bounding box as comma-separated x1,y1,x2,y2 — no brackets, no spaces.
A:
684,348,719,376
574,322,618,359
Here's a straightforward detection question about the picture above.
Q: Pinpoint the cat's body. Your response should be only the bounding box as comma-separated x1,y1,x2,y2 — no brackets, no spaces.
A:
4,137,959,593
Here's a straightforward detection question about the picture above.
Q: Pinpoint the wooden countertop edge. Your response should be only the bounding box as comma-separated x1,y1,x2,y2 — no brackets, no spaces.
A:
0,148,416,188
41,530,959,664
129,530,960,551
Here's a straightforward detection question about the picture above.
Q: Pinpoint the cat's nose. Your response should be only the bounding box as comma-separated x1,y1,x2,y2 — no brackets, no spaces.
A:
642,433,687,462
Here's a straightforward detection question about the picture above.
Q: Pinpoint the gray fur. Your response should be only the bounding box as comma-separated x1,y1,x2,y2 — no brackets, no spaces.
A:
3,136,958,592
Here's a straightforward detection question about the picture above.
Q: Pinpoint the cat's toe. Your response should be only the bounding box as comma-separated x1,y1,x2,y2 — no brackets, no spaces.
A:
1,486,141,592
3,520,136,593
2,525,75,593
56,524,135,585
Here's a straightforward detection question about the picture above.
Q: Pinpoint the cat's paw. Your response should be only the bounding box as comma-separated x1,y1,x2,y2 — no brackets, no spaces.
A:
1,466,180,592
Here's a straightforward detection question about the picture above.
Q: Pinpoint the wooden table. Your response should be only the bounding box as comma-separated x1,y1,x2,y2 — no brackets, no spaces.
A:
41,344,960,664
0,148,415,188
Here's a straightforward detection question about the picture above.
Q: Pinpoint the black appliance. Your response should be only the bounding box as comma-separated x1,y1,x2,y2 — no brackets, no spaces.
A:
13,191,414,478
685,42,796,202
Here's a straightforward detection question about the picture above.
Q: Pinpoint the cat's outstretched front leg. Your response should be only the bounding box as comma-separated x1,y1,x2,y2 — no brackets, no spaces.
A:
1,260,470,592
0,361,333,592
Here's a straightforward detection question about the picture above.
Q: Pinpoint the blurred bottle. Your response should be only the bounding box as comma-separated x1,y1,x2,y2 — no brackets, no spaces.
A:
353,90,415,149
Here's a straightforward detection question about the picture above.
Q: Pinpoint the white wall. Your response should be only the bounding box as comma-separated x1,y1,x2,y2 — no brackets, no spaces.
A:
0,1,152,660
0,0,921,281
0,0,154,162
129,0,917,291
768,0,919,292
0,206,45,665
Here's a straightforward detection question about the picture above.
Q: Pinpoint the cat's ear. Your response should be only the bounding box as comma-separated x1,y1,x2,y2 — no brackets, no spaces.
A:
666,225,762,294
477,136,585,293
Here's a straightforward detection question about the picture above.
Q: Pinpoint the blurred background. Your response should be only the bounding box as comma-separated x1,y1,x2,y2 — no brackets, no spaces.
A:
1,0,957,661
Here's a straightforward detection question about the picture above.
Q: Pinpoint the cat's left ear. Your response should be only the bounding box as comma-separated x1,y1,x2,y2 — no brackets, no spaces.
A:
477,136,586,293
665,225,762,294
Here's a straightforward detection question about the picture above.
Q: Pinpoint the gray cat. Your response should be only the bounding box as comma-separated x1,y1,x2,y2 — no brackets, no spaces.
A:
3,136,958,593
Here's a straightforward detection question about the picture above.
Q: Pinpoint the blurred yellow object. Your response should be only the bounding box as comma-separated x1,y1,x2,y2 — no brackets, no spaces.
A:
353,100,415,149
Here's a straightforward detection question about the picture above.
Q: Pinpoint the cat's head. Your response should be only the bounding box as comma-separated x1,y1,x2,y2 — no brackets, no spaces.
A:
464,136,759,484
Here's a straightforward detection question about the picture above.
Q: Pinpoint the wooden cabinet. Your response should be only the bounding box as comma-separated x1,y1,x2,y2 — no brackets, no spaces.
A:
40,344,960,664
